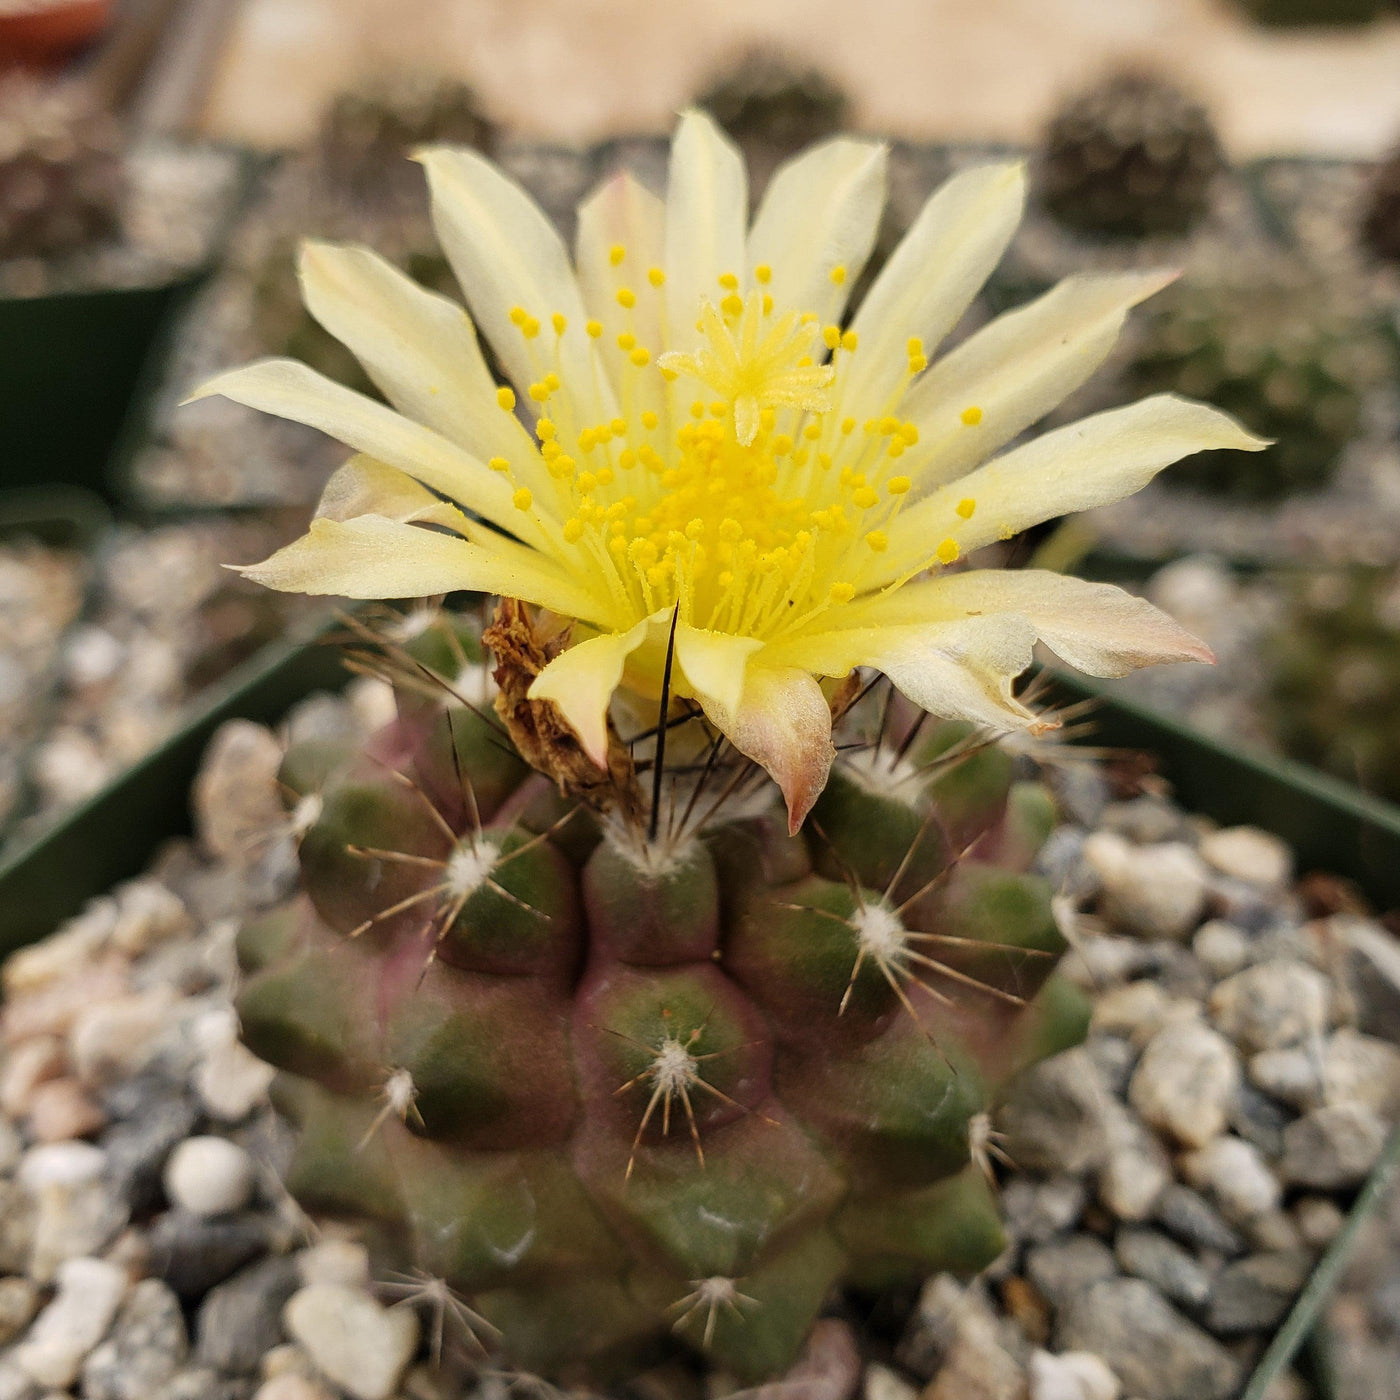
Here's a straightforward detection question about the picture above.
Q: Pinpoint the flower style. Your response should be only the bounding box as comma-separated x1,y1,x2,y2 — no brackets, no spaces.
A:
195,111,1263,830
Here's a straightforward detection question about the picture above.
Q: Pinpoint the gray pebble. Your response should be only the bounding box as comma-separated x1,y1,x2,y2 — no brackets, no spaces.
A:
1000,1176,1087,1246
1337,917,1400,1043
101,1085,199,1215
0,1277,39,1346
1209,959,1330,1053
1248,1046,1322,1112
1086,833,1208,942
1116,1226,1212,1309
1129,1020,1240,1148
1155,1185,1246,1256
152,1367,253,1400
1000,1049,1112,1175
147,1210,277,1300
1206,1250,1313,1334
1100,797,1189,845
1025,1235,1117,1305
1084,1034,1137,1098
1055,1277,1240,1400
1282,1103,1388,1189
1227,1081,1291,1159
195,1255,299,1375
82,1278,189,1400
1322,1028,1400,1115
1193,920,1252,980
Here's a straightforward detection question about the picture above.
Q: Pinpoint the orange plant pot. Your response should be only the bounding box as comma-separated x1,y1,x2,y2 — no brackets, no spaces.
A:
0,0,113,66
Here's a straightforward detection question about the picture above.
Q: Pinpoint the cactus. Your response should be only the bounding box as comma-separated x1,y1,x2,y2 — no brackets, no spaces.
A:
696,48,850,187
1361,142,1400,267
1265,567,1400,803
0,71,124,264
236,607,1088,1379
1037,71,1225,239
250,74,495,386
1126,262,1391,500
1231,0,1385,26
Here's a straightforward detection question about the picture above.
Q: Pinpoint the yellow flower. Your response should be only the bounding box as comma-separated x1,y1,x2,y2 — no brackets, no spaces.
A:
193,111,1262,830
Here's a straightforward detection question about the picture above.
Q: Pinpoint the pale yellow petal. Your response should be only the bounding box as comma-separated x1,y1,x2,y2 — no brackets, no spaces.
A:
674,622,764,720
528,619,650,766
747,138,887,326
314,456,440,522
664,110,748,343
841,162,1025,419
235,514,606,620
188,359,553,549
822,568,1213,677
575,171,667,421
418,146,615,424
297,241,544,489
869,395,1268,589
765,615,1041,733
901,270,1177,490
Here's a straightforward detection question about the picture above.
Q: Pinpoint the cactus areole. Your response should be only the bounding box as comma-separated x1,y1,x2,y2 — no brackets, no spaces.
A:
207,112,1243,1375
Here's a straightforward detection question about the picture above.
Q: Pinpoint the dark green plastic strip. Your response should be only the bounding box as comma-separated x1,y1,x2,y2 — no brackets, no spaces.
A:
0,614,348,956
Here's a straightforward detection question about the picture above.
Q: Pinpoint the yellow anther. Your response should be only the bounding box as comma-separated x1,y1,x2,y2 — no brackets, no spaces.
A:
961,405,984,426
719,518,743,541
577,472,598,493
551,312,567,335
488,456,509,472
800,311,819,324
586,319,603,338
536,418,556,441
545,372,561,391
691,400,705,419
616,287,637,309
907,337,924,357
563,518,584,543
685,519,705,541
528,382,549,402
512,488,533,510
660,365,679,382
772,433,794,456
718,271,739,291
617,332,636,351
803,421,823,440
900,422,919,445
830,265,847,285
508,305,527,326
554,454,577,475
641,410,659,430
709,401,727,418
522,317,541,339
841,330,858,352
609,244,626,266
496,386,516,411
720,293,743,318
755,263,772,284
865,530,889,552
647,266,665,287
887,440,906,459
888,476,912,495
841,417,856,435
618,449,638,469
908,353,928,374
937,538,960,564
762,293,774,315
822,325,841,350
956,498,977,519
610,417,627,436
852,487,879,509
597,467,615,485
829,581,856,603
630,347,651,367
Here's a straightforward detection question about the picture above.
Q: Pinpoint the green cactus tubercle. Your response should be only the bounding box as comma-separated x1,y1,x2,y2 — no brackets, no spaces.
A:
238,609,1087,1379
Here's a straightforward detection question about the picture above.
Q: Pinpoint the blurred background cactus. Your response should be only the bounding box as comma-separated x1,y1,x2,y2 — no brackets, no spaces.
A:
1266,567,1400,803
1036,70,1225,239
1361,140,1400,266
236,608,1085,1378
1231,0,1387,27
0,71,124,263
1126,261,1392,500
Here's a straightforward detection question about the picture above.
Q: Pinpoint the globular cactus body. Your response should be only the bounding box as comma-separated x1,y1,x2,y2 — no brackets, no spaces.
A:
1038,71,1225,239
237,615,1087,1379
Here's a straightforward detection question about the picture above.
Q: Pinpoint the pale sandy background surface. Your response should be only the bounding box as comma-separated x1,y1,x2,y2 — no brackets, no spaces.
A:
197,0,1400,157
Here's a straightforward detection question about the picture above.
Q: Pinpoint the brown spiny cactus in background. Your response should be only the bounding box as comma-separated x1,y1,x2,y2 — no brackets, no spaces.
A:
1037,70,1225,239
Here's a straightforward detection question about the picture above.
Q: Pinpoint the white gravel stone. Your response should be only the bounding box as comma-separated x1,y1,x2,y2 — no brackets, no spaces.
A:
69,988,179,1087
163,1137,255,1217
1322,1028,1400,1115
1193,921,1251,980
110,880,190,956
255,1377,338,1400
1249,1046,1322,1111
0,1038,67,1119
18,1141,105,1191
283,1284,419,1400
1098,1102,1173,1221
1210,959,1331,1052
1084,833,1208,942
196,1042,275,1122
1180,1135,1282,1222
1199,827,1292,889
12,1256,128,1389
1129,1021,1241,1148
865,1362,918,1400
295,1239,371,1289
1029,1349,1121,1400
